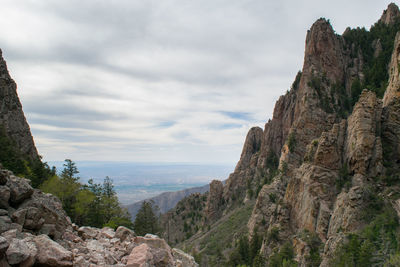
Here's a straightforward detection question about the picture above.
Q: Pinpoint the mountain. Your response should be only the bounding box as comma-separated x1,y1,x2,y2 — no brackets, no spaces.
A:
0,49,38,161
126,183,210,221
0,50,53,187
161,3,400,266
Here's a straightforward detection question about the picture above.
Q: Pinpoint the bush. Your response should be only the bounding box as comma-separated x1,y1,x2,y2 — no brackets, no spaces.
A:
287,132,296,153
335,163,351,192
331,206,399,266
269,242,297,267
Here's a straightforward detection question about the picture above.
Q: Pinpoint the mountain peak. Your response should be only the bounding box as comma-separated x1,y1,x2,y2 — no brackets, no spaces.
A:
303,17,344,82
380,3,400,25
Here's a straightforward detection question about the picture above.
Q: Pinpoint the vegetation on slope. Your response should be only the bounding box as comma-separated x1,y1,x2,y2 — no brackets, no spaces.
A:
41,159,133,229
0,125,54,187
184,201,255,266
133,200,161,236
344,17,400,100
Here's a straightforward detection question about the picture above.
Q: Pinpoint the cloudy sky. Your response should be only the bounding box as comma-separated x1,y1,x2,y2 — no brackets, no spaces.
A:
0,0,394,164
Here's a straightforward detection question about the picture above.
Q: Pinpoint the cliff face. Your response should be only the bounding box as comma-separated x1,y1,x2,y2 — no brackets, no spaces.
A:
164,3,400,266
0,49,38,160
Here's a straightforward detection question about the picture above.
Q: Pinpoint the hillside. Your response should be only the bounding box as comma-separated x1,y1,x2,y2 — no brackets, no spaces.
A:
161,3,400,266
126,183,210,221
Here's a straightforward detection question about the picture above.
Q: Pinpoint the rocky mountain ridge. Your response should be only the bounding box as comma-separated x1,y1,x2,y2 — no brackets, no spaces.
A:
0,49,38,161
162,3,400,266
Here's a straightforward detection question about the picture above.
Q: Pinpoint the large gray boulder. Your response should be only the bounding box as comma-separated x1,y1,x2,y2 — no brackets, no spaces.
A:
18,190,71,239
34,235,72,267
5,238,29,265
0,217,11,234
6,176,33,205
0,236,8,254
115,226,136,242
0,187,9,209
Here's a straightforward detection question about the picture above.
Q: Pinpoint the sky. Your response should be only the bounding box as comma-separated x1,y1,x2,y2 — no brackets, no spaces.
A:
0,0,394,164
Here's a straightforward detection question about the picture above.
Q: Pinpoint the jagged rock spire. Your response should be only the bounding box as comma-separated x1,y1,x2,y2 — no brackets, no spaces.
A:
0,50,38,160
380,3,400,25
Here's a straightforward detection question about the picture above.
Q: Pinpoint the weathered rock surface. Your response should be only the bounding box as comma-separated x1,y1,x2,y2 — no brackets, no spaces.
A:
0,49,38,160
172,248,199,267
162,4,400,267
380,3,400,25
115,225,136,241
204,179,224,224
35,235,72,267
5,238,30,265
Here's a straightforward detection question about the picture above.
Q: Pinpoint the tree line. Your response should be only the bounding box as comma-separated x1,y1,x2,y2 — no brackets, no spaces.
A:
40,159,133,229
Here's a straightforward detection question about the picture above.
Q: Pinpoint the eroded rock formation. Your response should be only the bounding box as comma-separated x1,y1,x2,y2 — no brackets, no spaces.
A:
0,49,38,160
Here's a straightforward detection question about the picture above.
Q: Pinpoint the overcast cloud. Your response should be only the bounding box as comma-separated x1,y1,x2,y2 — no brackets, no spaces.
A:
0,0,394,163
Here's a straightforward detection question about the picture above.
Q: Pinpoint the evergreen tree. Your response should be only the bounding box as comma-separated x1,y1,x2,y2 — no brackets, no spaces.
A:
134,200,161,236
61,159,79,181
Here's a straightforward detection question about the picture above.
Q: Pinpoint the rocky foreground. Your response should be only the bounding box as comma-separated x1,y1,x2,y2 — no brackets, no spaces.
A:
0,167,198,266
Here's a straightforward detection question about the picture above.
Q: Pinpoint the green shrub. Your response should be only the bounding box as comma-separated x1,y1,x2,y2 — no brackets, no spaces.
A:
335,163,351,192
269,242,297,267
287,132,296,153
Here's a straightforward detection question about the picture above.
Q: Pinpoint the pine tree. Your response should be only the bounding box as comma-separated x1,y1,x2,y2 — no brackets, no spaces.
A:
133,200,160,236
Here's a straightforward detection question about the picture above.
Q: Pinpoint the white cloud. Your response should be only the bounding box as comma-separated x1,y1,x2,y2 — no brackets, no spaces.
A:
0,0,395,163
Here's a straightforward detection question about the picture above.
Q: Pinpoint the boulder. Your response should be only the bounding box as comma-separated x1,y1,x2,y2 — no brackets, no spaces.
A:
172,248,199,267
100,227,115,239
5,238,29,265
0,211,7,217
11,208,27,225
34,235,73,267
1,229,18,243
115,226,135,241
134,236,171,250
0,217,11,234
6,176,33,205
0,170,7,186
18,190,71,239
0,187,10,209
0,236,8,254
78,226,99,240
144,233,159,239
39,224,56,238
126,243,154,267
19,238,37,267
23,207,45,230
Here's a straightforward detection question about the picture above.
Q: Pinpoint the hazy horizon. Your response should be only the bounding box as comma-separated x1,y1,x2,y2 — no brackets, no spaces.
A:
48,160,234,204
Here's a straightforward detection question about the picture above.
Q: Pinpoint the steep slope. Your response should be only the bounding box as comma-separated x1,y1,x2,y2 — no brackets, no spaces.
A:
162,3,400,266
0,50,53,187
0,49,38,160
126,183,209,221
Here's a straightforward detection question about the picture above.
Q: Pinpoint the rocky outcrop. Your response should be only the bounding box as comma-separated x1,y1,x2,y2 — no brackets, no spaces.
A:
0,49,38,160
204,180,224,224
237,4,400,266
0,166,198,266
379,3,400,25
0,168,71,240
223,127,262,201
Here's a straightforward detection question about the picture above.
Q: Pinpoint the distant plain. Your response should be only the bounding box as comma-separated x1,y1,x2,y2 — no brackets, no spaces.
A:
48,161,233,204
